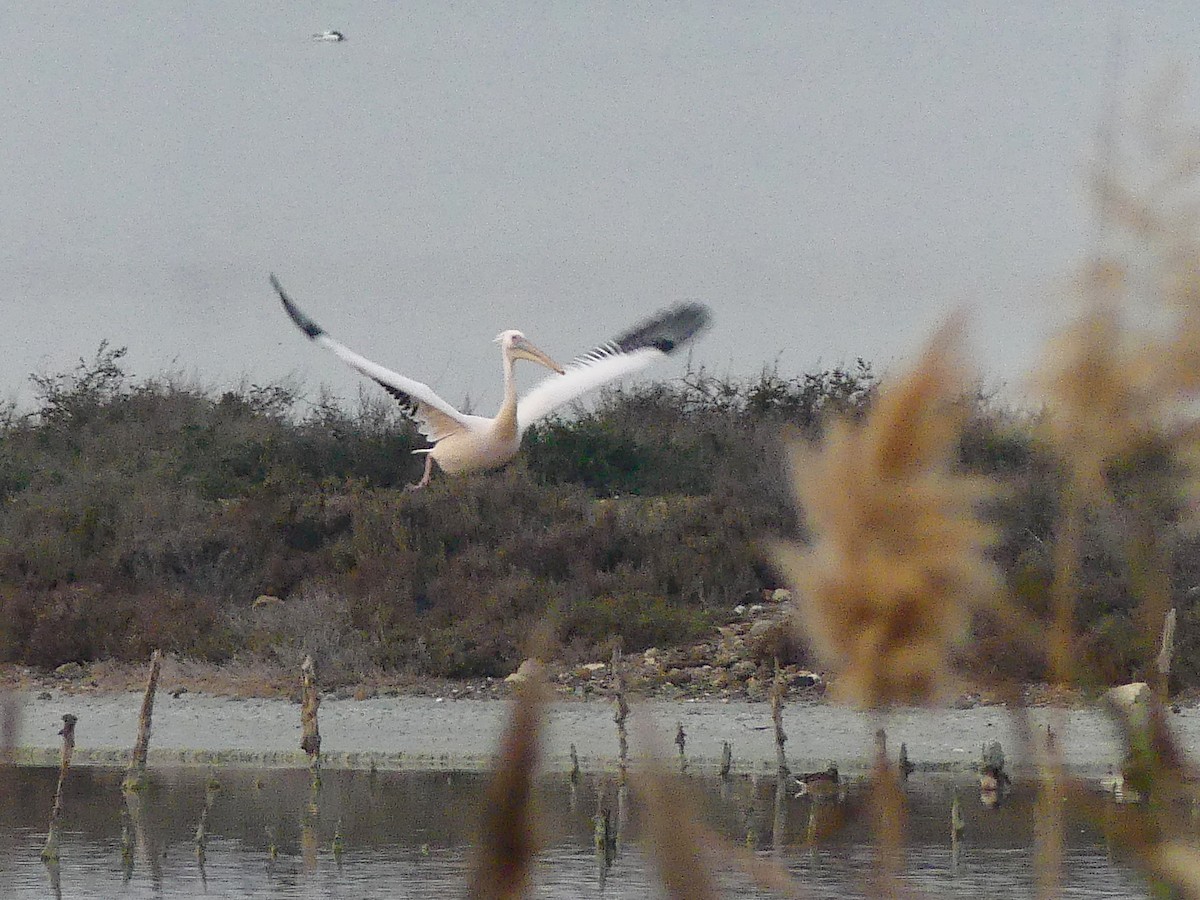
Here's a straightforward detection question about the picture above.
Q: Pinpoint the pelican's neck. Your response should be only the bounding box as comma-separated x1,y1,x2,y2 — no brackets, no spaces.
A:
495,348,519,437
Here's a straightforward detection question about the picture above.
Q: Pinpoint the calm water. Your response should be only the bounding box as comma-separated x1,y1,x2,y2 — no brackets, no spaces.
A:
0,766,1156,898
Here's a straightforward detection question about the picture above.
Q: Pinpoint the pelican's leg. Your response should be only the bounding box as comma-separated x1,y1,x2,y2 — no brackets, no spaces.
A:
407,455,434,491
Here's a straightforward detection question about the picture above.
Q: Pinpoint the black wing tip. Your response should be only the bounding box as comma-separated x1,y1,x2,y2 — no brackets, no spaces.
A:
617,302,712,355
269,273,324,339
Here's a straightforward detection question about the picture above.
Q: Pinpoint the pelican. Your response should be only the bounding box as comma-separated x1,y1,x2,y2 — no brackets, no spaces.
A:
312,30,346,42
270,275,710,489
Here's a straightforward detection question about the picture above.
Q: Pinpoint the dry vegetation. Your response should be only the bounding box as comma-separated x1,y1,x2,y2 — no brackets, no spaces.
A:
4,335,1200,694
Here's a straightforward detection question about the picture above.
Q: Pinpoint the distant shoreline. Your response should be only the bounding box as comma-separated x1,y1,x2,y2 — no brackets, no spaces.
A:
8,686,1188,779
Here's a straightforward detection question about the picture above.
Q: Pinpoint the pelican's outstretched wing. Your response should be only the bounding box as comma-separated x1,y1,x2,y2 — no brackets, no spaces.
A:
516,302,711,433
271,275,483,443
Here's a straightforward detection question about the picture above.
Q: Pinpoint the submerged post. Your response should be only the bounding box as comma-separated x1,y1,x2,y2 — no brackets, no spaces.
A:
195,771,220,885
951,788,964,869
611,648,629,786
674,722,687,773
300,655,321,785
124,650,162,792
593,782,616,884
772,769,789,855
1,691,18,768
41,714,77,862
771,661,788,777
720,741,733,779
569,743,581,785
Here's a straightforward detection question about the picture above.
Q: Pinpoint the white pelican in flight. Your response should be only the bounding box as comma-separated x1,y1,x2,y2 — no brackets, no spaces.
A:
270,275,710,489
312,30,346,42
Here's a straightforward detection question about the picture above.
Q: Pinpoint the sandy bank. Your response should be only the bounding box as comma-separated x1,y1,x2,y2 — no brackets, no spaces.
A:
11,689,1198,777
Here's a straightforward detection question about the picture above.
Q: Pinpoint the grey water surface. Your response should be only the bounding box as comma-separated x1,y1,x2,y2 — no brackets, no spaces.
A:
0,766,1159,898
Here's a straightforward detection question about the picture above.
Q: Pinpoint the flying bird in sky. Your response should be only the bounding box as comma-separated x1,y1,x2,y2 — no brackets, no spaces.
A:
312,30,346,42
270,275,710,489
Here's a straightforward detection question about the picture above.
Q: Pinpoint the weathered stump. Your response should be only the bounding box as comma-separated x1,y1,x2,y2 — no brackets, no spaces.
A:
124,650,162,792
41,714,77,862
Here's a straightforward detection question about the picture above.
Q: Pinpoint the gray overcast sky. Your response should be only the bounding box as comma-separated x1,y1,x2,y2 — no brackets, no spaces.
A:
3,3,1198,415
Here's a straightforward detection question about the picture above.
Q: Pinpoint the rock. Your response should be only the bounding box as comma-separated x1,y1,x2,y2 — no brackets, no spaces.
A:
771,588,793,603
683,645,713,666
1107,681,1150,708
1106,682,1151,730
53,662,84,680
729,660,757,681
711,649,738,668
252,594,284,608
748,620,775,640
665,667,691,686
747,619,797,665
505,658,543,684
708,668,730,689
787,670,821,689
574,663,609,681
733,605,748,616
745,676,767,701
37,691,52,701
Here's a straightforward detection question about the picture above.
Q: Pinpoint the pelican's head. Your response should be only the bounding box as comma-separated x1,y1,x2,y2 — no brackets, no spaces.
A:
495,330,565,374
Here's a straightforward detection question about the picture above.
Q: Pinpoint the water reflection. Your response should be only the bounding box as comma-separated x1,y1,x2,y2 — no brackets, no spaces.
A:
0,766,1159,898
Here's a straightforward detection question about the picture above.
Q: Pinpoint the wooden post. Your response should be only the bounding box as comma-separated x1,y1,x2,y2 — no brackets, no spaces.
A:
124,650,162,792
771,661,788,777
1156,608,1176,703
333,819,345,866
593,782,613,887
951,788,964,870
0,691,17,767
569,743,581,785
195,772,219,883
611,648,629,786
720,741,732,779
772,770,788,855
41,714,77,862
194,772,220,864
300,655,321,786
674,722,687,773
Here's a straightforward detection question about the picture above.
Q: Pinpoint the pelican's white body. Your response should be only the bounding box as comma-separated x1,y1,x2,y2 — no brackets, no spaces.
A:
270,274,708,488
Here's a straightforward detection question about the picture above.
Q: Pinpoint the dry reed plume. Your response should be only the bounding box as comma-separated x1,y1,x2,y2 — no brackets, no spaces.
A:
1030,76,1200,897
772,322,1001,708
1043,75,1200,504
467,662,546,900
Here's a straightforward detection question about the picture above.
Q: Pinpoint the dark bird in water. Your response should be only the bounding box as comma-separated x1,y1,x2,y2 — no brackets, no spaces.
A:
794,763,840,800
